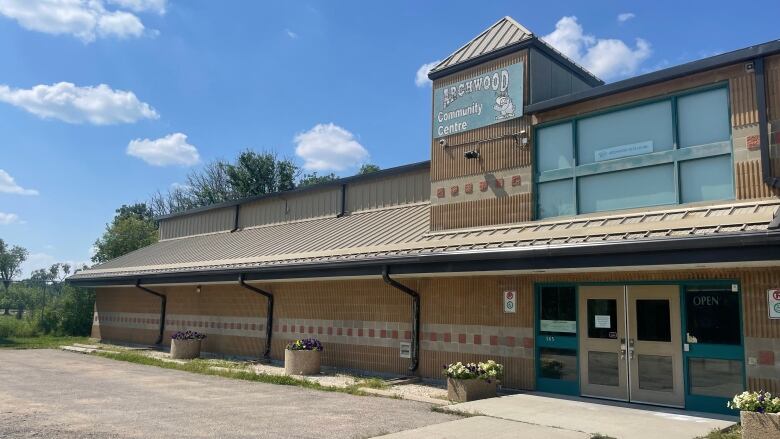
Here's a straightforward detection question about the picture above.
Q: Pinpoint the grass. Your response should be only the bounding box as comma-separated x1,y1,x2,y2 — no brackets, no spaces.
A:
94,350,370,396
590,435,617,439
696,424,741,439
356,377,389,390
0,336,90,349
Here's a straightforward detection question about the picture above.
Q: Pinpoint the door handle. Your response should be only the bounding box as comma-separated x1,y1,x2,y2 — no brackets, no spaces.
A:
628,338,635,360
619,338,626,360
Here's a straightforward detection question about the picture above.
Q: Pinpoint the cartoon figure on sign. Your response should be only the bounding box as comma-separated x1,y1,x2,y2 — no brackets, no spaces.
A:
493,92,515,120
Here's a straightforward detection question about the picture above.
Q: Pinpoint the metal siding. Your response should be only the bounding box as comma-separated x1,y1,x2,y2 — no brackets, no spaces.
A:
762,54,780,121
433,17,532,73
430,193,532,231
158,207,234,240
238,187,341,229
529,47,591,105
730,71,759,128
431,51,531,182
345,168,429,213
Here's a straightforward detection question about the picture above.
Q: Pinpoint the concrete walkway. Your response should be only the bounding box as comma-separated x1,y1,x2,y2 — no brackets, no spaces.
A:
383,392,736,439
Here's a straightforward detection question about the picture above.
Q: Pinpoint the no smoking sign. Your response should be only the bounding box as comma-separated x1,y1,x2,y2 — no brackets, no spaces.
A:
769,289,780,319
503,290,516,313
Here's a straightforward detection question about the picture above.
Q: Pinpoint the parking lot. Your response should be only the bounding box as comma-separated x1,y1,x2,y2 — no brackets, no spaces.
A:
0,350,456,439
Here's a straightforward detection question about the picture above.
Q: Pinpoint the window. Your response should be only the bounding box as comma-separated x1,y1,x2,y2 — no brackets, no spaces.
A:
539,286,576,335
535,87,733,219
685,287,741,345
539,348,577,381
587,298,617,339
688,358,744,398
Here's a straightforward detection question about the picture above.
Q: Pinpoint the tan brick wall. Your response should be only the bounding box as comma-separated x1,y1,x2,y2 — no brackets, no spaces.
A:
93,267,779,393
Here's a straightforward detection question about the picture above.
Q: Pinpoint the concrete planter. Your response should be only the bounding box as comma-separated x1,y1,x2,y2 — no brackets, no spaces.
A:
170,339,202,359
740,411,780,439
447,378,498,402
284,349,321,375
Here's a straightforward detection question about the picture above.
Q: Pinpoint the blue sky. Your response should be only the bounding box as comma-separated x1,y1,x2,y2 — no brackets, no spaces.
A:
1,0,778,277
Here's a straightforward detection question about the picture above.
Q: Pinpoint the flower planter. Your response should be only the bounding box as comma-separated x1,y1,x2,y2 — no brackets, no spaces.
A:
740,411,780,439
170,338,202,359
284,349,321,375
447,378,498,402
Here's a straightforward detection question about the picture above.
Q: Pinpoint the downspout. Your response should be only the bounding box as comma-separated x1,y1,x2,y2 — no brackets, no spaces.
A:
382,266,419,372
755,57,780,188
238,274,273,360
135,280,166,345
231,204,241,232
337,184,347,217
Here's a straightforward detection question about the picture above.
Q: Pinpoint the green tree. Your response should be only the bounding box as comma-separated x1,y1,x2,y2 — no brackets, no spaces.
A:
225,150,297,198
92,203,158,264
358,163,380,175
0,239,27,315
298,172,338,187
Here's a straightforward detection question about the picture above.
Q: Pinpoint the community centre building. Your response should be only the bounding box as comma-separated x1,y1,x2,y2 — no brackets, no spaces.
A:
70,17,780,414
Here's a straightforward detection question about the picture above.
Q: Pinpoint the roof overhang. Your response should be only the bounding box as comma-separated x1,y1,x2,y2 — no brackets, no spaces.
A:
68,230,780,287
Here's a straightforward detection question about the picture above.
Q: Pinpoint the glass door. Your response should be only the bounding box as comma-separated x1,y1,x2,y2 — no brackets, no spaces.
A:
579,286,628,401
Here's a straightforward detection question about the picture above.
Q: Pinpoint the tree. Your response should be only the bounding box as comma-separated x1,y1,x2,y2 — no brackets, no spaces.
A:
298,172,338,187
358,164,380,175
225,150,297,198
0,239,27,315
92,203,158,264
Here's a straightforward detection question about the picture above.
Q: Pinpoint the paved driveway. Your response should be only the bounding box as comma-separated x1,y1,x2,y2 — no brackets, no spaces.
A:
0,350,455,439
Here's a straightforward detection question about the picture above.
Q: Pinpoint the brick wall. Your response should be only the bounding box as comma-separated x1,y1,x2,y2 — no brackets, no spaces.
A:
93,267,779,393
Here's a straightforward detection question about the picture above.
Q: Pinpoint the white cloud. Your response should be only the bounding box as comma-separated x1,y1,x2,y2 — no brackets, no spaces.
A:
0,0,153,42
617,13,635,23
0,82,159,125
0,170,38,195
415,60,441,87
127,132,200,167
0,212,20,225
107,0,166,14
294,123,369,171
284,28,298,39
543,16,651,81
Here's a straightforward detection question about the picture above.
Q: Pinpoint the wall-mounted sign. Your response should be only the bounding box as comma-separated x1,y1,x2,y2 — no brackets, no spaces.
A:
540,320,576,333
432,61,524,138
595,140,653,162
769,289,780,319
503,290,516,313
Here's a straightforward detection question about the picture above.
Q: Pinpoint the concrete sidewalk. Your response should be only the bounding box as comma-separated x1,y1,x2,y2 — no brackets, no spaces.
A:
381,392,736,439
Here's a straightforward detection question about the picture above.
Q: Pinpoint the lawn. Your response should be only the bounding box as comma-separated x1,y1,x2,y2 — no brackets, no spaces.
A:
0,336,90,349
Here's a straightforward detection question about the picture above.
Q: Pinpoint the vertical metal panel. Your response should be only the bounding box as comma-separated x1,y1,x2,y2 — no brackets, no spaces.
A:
433,17,531,73
767,54,780,121
431,51,531,182
430,193,532,230
729,72,758,128
159,207,234,240
529,48,593,105
345,168,429,213
238,187,341,229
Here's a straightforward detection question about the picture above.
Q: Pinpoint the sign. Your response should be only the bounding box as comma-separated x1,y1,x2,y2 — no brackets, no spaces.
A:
769,289,780,319
595,140,653,162
503,290,516,313
432,61,524,138
540,320,576,333
594,315,611,329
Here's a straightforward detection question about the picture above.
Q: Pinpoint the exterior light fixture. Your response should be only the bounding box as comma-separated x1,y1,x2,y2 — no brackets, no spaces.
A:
196,285,202,293
464,150,480,159
438,138,448,148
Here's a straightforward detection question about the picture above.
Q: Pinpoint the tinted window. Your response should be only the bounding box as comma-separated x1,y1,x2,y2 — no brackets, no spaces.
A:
636,299,671,342
587,299,617,339
539,286,576,335
539,348,577,381
685,287,740,345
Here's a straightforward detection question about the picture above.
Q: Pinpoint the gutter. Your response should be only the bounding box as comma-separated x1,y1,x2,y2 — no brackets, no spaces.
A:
382,266,419,372
135,280,166,345
238,274,273,360
755,57,780,189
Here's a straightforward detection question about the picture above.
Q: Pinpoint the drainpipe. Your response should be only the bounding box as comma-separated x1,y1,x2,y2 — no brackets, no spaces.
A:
135,280,166,345
337,183,347,217
238,274,273,360
231,204,241,232
755,57,780,188
382,266,419,372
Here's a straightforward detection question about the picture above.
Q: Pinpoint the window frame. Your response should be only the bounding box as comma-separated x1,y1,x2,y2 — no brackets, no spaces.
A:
533,83,735,219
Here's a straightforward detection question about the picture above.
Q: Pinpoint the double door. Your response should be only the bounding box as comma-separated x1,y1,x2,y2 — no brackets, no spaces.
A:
579,285,684,407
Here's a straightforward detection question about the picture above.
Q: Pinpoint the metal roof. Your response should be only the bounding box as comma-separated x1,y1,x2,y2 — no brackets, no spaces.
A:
70,199,780,282
526,39,780,114
430,17,533,74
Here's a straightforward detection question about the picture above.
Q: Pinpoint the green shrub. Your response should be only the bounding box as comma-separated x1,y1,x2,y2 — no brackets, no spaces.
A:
0,315,40,338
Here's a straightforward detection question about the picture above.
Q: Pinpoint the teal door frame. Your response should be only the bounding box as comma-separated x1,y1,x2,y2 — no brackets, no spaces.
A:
534,280,746,415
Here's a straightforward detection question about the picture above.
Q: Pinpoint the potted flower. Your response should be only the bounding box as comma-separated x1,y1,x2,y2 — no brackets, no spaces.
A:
443,360,504,402
170,330,207,359
728,390,780,439
284,338,323,375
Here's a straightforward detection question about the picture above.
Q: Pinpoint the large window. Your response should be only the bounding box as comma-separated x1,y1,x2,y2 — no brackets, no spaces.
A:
535,87,733,219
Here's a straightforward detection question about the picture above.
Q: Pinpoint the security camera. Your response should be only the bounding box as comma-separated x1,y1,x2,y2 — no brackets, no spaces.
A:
438,138,447,147
464,150,480,159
